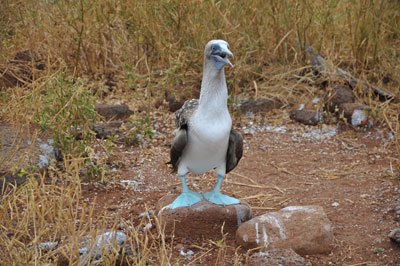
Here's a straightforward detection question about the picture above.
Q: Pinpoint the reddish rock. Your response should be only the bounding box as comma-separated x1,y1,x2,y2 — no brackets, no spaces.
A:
289,108,324,126
157,194,252,239
249,248,308,266
338,103,372,128
236,206,334,255
325,85,355,112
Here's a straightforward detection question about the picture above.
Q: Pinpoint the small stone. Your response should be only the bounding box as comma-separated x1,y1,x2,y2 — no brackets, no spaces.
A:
290,108,324,126
249,248,309,266
236,205,334,255
388,228,400,245
157,194,252,239
180,249,194,256
331,202,340,207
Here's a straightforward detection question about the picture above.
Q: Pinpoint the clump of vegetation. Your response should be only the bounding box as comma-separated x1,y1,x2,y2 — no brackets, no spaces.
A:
33,73,96,157
125,117,154,146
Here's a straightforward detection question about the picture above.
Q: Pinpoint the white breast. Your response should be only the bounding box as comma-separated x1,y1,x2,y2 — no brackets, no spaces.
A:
178,108,232,176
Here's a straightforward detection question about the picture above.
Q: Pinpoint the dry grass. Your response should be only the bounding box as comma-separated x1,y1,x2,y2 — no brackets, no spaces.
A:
0,0,399,264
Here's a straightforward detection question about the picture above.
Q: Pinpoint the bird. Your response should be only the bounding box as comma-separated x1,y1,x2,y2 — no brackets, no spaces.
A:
167,40,243,209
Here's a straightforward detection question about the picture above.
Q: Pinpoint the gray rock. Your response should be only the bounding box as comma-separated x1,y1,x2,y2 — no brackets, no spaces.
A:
0,124,56,188
249,248,309,266
389,228,400,245
58,231,140,265
79,231,126,262
236,205,335,255
94,104,133,120
157,194,252,239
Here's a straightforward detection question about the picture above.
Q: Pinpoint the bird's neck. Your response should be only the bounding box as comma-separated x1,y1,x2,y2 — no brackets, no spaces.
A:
198,60,228,113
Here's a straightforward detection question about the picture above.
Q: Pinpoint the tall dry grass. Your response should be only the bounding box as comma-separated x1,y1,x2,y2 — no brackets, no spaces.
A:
0,0,399,264
1,0,399,94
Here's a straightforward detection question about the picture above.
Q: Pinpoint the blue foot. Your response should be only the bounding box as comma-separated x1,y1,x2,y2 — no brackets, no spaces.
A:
170,191,203,209
203,191,240,206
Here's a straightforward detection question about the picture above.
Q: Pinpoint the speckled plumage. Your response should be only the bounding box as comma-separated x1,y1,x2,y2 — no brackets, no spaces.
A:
175,99,199,129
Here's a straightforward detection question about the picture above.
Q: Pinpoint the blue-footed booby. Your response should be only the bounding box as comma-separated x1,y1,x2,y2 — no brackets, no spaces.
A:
168,40,243,209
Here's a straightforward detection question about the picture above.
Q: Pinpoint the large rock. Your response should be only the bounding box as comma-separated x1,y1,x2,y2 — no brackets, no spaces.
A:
157,194,252,238
249,248,308,266
236,206,334,255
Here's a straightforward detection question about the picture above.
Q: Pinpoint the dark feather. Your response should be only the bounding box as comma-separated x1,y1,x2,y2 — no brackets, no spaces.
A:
167,99,198,172
168,128,187,172
226,129,243,173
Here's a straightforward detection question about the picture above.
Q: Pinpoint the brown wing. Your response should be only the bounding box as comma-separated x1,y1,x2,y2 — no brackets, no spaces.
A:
167,99,199,172
226,129,243,173
168,127,187,172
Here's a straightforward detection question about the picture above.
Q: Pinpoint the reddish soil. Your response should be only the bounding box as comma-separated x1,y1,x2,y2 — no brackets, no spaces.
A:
81,111,400,265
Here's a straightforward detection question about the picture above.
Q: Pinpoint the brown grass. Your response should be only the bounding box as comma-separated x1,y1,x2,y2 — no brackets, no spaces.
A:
0,0,399,264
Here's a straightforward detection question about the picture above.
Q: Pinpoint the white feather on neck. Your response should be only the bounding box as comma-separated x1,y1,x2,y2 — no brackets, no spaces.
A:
198,57,229,115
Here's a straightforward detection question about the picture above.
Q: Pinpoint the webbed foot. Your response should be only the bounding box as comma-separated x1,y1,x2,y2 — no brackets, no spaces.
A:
170,191,203,209
203,191,240,205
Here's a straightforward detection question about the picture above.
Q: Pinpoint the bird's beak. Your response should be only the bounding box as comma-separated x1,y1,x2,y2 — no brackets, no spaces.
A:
211,45,234,70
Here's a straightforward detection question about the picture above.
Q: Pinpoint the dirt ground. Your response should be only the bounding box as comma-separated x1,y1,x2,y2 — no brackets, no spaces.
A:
80,111,400,265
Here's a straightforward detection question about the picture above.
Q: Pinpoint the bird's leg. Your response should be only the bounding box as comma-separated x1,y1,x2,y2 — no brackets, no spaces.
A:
203,174,240,205
170,174,203,209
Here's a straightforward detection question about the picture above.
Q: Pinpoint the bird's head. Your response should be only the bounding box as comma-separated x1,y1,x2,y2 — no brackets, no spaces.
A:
205,40,234,71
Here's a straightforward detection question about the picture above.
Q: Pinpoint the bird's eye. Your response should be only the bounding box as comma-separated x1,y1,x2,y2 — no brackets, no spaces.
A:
227,44,230,50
